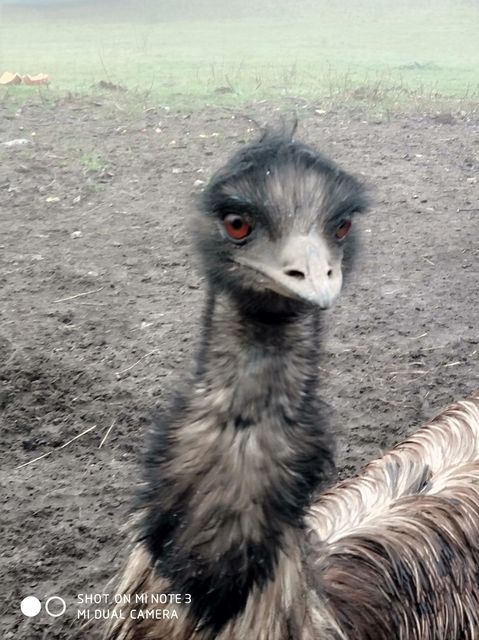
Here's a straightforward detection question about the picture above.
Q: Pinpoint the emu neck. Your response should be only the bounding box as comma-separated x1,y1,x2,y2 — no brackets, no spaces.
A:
198,291,321,432
143,290,333,633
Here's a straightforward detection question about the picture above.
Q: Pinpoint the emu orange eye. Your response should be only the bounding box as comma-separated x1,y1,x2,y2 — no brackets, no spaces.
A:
223,213,252,241
335,219,352,239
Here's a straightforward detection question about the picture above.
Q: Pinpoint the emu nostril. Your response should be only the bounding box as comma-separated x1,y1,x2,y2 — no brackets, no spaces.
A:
285,269,305,280
327,268,333,277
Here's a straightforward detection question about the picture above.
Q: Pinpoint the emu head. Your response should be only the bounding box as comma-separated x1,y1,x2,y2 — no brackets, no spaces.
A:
198,130,367,315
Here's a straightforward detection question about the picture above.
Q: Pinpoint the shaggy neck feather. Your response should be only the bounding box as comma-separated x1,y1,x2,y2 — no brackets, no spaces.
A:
141,290,333,633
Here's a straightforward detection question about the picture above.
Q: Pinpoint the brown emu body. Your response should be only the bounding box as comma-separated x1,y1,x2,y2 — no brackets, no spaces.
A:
310,390,479,640
104,391,479,640
102,135,479,639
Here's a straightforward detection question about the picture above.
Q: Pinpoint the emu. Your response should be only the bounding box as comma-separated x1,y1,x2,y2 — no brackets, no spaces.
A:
103,132,479,640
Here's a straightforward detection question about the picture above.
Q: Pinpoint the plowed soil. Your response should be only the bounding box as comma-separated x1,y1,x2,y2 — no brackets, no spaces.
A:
1,96,478,638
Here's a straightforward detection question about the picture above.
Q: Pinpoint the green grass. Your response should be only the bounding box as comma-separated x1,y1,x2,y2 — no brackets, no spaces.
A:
1,0,478,110
79,152,109,173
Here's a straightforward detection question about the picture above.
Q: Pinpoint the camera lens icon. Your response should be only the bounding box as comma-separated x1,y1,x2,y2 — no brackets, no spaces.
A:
20,597,41,617
20,595,67,618
45,596,67,617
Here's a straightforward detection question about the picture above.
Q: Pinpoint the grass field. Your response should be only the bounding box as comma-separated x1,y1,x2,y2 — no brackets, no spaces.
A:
0,0,478,109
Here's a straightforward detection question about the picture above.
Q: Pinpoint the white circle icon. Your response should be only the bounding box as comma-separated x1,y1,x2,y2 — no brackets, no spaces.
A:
45,596,67,618
21,596,41,617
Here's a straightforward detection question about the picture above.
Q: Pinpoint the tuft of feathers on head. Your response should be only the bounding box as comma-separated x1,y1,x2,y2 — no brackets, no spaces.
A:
201,124,368,217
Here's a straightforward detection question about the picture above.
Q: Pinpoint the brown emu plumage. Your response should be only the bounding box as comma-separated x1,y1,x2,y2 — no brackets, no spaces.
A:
309,390,479,640
102,134,479,640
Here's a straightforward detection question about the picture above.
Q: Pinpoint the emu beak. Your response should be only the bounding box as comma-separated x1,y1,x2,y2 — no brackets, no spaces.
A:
236,232,343,309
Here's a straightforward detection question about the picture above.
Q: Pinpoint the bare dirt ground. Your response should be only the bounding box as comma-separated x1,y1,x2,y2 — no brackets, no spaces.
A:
1,95,478,639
